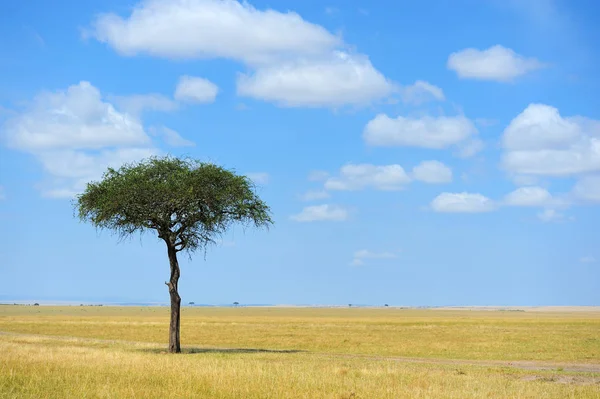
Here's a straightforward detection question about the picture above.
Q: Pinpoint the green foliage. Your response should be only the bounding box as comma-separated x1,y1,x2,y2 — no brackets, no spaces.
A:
74,156,272,253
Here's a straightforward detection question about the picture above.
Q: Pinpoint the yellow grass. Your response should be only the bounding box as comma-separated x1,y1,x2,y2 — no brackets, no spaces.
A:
0,306,599,398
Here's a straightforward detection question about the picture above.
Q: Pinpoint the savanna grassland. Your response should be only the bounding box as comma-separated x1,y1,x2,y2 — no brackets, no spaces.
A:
0,306,599,398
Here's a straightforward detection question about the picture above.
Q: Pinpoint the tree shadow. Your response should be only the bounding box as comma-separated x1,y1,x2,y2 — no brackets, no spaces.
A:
140,347,306,355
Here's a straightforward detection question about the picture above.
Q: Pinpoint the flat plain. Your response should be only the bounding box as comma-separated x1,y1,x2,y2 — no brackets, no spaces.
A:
0,306,599,398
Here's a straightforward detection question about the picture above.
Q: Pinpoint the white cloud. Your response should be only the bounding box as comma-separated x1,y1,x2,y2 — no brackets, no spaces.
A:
3,81,156,198
455,138,484,158
112,93,178,116
501,104,600,176
237,52,394,107
503,186,554,207
364,114,478,149
350,249,397,266
300,190,330,201
412,160,452,184
325,163,411,191
580,256,596,264
89,1,393,108
572,176,600,202
400,80,445,105
430,192,496,213
290,204,348,222
150,126,195,147
5,82,150,151
89,0,340,64
174,76,218,104
537,208,566,223
447,45,544,82
246,172,269,185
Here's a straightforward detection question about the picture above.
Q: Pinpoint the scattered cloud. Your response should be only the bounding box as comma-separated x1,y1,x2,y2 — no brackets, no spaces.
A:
174,75,218,104
89,0,394,108
324,6,339,15
350,249,397,266
447,45,544,82
455,139,484,159
430,192,496,213
300,189,330,201
537,208,567,223
364,114,478,150
112,93,178,116
501,104,600,176
290,204,349,222
88,0,340,64
3,81,157,197
400,80,445,105
149,126,195,147
572,176,600,202
411,160,452,184
237,52,394,107
246,172,269,185
325,163,411,191
580,256,596,264
503,186,555,207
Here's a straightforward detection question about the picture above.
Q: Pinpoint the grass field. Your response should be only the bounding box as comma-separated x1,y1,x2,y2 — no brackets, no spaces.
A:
0,306,599,398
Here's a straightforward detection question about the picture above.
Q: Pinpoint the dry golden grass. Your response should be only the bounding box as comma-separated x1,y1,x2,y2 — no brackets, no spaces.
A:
0,306,599,398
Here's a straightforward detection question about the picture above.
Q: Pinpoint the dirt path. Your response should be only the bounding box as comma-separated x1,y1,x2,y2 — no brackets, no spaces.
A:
1,330,599,373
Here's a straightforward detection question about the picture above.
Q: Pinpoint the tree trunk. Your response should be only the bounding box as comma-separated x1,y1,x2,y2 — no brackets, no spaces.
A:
166,244,181,353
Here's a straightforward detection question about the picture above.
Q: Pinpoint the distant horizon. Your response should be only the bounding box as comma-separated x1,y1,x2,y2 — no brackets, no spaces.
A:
2,299,598,308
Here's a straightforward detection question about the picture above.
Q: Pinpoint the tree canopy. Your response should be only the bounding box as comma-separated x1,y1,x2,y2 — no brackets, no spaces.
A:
76,156,272,252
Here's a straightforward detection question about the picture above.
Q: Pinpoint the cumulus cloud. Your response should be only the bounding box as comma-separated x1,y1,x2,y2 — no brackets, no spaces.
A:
364,114,478,151
89,0,340,64
324,163,411,191
501,104,600,176
3,81,157,198
89,0,394,108
290,204,349,222
430,192,496,213
237,52,394,107
503,186,554,207
174,75,219,104
447,45,544,82
400,80,445,105
411,160,452,184
246,172,269,185
350,249,397,266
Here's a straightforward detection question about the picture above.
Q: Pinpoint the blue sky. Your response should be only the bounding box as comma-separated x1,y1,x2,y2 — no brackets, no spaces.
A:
1,0,599,305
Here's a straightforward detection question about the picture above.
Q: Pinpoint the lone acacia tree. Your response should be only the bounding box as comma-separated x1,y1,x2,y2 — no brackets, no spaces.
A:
75,156,272,353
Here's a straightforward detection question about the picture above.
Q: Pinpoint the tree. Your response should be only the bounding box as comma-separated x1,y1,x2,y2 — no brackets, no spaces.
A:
75,156,272,353
233,301,239,306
